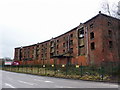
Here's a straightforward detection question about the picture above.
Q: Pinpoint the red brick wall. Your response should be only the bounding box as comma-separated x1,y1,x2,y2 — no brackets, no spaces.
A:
84,14,120,65
14,13,120,66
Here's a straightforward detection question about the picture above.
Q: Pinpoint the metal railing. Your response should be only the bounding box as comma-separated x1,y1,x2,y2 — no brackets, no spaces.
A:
2,62,119,82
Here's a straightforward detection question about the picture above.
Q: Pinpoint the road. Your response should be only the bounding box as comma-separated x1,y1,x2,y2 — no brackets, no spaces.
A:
1,70,119,89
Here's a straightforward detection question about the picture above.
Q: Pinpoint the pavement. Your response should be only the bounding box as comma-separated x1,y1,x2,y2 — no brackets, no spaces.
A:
0,70,119,89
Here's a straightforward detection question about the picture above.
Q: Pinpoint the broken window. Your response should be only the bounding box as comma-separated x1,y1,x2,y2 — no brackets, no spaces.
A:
50,47,54,53
79,45,84,48
63,43,65,47
90,32,94,39
70,40,73,45
70,48,73,53
56,45,59,49
41,49,44,52
90,23,93,28
50,53,54,58
63,50,65,53
57,40,59,43
109,41,113,48
108,30,112,38
79,45,85,56
70,34,73,38
57,51,59,54
50,41,54,47
43,53,47,60
91,42,95,50
79,29,84,38
63,37,66,40
41,54,43,58
108,21,112,26
45,53,47,57
79,38,84,46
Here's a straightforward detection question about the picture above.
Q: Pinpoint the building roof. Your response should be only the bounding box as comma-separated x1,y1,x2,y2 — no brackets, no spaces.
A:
15,12,120,49
15,26,78,49
84,12,120,24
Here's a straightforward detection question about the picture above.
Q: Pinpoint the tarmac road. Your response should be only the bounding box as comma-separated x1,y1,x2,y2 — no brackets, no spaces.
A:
1,70,119,89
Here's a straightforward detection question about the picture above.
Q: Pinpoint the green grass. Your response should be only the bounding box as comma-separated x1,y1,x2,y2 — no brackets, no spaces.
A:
2,65,119,83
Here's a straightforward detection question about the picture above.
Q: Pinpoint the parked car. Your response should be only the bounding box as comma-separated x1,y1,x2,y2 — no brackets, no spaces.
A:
12,61,20,66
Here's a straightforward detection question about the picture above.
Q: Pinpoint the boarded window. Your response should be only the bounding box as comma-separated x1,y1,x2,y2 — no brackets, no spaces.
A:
79,38,84,46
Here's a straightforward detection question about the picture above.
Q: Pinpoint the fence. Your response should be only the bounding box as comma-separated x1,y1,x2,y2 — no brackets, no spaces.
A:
2,62,119,81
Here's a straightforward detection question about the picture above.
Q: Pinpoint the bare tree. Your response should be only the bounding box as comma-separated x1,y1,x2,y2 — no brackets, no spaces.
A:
118,1,120,15
100,0,120,19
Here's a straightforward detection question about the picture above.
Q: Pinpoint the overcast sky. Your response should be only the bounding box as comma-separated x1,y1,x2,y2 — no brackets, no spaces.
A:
0,0,119,59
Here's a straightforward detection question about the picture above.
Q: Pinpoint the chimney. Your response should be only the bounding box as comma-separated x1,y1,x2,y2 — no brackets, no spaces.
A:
80,23,83,25
99,11,101,14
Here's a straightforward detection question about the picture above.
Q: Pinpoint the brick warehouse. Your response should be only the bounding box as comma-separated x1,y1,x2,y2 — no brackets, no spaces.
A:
14,12,120,66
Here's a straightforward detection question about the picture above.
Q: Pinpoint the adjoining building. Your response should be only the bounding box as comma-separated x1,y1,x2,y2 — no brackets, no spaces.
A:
0,58,13,66
14,12,120,66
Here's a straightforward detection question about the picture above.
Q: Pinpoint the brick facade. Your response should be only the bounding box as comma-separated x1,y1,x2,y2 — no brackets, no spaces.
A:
14,13,120,66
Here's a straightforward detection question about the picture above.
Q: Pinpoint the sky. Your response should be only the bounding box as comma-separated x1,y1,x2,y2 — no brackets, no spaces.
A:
0,0,119,59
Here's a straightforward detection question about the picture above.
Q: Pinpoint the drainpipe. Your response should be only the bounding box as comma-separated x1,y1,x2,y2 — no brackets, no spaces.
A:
85,26,89,65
